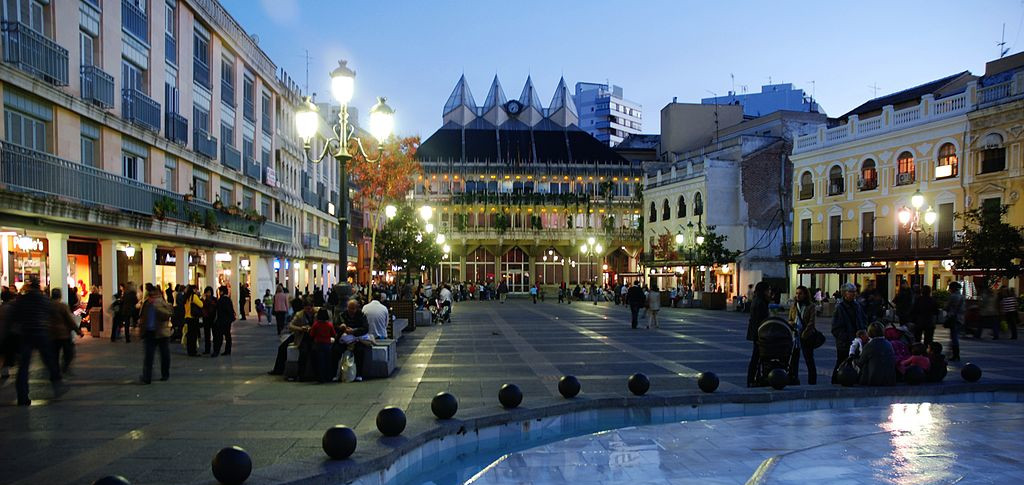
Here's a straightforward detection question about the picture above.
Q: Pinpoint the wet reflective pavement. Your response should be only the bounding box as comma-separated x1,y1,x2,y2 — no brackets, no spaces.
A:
466,403,1024,485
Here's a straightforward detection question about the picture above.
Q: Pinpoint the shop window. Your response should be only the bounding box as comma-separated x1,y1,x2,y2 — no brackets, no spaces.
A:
828,165,844,196
799,171,814,199
859,159,877,190
935,143,958,178
896,151,915,185
979,133,1005,174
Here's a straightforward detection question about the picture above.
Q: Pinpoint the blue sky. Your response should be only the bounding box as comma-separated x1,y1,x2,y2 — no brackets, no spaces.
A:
222,0,1023,137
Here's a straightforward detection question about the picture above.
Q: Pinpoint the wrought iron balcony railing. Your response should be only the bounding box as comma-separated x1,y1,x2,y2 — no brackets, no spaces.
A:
221,144,241,171
786,232,959,261
80,65,114,109
165,112,187,145
121,0,148,42
193,128,217,158
1,21,68,85
122,88,161,132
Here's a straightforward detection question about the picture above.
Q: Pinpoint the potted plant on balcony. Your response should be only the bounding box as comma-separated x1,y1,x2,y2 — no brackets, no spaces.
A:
494,212,510,235
212,196,224,211
203,209,219,232
454,213,467,232
186,208,202,226
152,197,176,220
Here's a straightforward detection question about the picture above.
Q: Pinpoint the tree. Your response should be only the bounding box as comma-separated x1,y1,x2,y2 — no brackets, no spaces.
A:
693,225,738,267
374,205,442,283
348,135,421,281
954,205,1023,286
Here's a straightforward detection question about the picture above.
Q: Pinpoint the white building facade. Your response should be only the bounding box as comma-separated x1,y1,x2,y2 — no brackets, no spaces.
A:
574,81,642,146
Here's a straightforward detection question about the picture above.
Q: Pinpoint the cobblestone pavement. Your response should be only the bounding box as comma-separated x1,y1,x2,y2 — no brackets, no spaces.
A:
1,299,1021,485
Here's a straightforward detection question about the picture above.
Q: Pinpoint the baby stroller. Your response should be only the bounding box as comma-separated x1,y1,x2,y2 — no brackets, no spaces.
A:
430,298,451,324
755,316,794,386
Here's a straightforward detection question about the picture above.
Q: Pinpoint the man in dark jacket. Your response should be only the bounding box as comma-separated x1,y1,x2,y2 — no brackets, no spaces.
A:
212,286,236,357
831,283,867,384
11,278,64,405
859,323,896,386
238,283,250,321
626,281,646,329
745,282,771,387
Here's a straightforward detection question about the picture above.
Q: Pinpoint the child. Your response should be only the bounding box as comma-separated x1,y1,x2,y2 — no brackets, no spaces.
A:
309,309,336,383
848,329,869,358
254,297,266,325
926,342,948,382
899,342,931,375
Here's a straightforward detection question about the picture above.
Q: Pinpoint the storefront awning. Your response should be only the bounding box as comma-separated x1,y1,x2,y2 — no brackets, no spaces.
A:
797,266,891,275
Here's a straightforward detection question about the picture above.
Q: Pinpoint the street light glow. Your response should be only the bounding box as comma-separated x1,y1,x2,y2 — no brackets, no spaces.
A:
435,233,446,245
910,189,925,210
675,233,684,244
696,235,705,245
580,243,588,253
587,236,596,246
368,96,395,142
329,61,355,104
443,244,451,253
384,204,397,219
898,206,912,225
419,205,433,221
295,97,320,142
924,206,937,225
595,244,603,253
425,223,434,234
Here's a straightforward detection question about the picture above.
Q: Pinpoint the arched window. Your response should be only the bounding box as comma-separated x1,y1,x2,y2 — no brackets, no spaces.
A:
980,133,1005,174
677,195,686,218
662,199,670,221
649,201,657,222
859,159,877,190
693,193,704,216
828,165,844,196
896,151,915,185
799,171,814,199
936,143,958,178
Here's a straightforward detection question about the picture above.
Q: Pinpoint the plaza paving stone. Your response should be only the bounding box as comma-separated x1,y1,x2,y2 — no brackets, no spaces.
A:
1,300,1022,485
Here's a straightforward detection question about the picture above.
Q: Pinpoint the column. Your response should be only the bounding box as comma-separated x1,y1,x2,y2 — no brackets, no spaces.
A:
174,247,188,287
0,235,9,287
227,252,241,304
141,243,157,291
458,246,467,283
494,245,502,283
285,260,295,294
206,249,218,291
46,233,68,300
99,240,117,338
528,247,537,288
562,257,570,285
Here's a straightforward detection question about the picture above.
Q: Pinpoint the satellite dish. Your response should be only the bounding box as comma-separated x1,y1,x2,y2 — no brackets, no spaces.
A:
250,34,259,44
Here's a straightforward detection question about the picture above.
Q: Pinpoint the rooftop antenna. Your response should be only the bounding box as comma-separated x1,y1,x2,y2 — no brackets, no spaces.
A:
705,90,720,144
868,82,880,99
999,22,1010,57
298,49,312,94
730,73,735,95
807,80,816,111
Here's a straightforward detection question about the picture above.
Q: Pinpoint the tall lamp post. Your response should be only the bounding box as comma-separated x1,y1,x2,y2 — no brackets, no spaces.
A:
676,221,704,290
295,60,395,298
579,237,603,288
897,189,937,287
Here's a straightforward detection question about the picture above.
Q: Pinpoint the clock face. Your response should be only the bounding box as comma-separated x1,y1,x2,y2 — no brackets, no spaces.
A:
505,100,523,116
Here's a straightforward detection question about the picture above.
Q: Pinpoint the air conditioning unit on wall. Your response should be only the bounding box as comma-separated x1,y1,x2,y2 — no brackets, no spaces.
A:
897,173,913,185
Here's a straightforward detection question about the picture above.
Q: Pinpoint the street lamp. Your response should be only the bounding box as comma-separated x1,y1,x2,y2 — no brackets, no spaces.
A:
580,238,603,294
419,205,434,222
897,189,938,287
295,60,395,296
384,204,397,219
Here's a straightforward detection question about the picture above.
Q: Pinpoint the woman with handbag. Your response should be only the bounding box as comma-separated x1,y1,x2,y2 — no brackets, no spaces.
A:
788,285,820,385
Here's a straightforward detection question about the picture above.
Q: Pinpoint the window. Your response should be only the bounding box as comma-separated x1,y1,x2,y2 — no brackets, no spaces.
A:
80,31,96,68
896,151,915,185
165,1,175,36
982,198,1002,219
122,152,145,182
4,109,47,152
220,58,235,106
193,104,210,132
219,182,233,206
121,59,145,93
192,169,209,201
81,122,99,167
662,199,670,221
4,0,47,34
828,165,844,196
220,122,233,148
164,156,177,191
242,189,254,210
242,74,255,121
799,171,813,199
979,133,1005,174
261,199,270,218
677,195,686,218
935,143,958,178
193,29,209,64
693,192,703,216
649,202,657,222
859,159,877,190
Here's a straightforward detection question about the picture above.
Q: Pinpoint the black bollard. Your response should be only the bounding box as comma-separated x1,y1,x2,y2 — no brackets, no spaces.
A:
498,383,523,408
558,375,581,398
211,446,252,485
627,373,650,396
768,368,788,390
322,425,357,460
696,372,719,393
376,406,407,436
961,363,982,382
431,392,459,419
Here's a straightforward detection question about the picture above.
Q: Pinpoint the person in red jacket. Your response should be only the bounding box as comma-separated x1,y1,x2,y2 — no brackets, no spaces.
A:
309,309,336,383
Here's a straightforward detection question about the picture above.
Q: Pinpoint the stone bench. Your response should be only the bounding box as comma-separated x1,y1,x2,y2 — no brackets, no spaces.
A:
415,308,433,327
389,318,408,339
363,338,397,379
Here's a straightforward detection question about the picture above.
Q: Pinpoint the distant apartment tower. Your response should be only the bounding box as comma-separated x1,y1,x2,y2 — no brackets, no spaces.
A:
574,82,642,146
701,83,824,117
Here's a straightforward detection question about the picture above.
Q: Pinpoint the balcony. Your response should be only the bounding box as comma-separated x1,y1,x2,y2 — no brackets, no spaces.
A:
193,59,210,88
122,88,161,132
165,33,176,65
121,0,148,43
221,144,241,171
262,221,292,244
80,65,114,109
785,232,959,263
165,112,187,145
193,128,217,158
1,21,69,86
302,233,340,253
221,80,235,107
243,155,261,180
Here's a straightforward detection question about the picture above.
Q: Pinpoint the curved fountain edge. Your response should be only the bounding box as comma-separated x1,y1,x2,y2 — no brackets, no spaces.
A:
216,382,1024,485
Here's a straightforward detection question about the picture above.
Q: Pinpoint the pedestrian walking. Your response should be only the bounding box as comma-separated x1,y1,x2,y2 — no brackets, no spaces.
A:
787,285,818,385
11,277,67,405
497,280,508,304
262,289,274,325
273,285,289,335
238,283,250,321
999,286,1018,340
646,283,661,328
50,289,84,376
910,285,938,344
118,283,138,343
945,282,965,361
746,282,771,387
183,285,203,356
626,281,645,329
201,286,216,354
212,286,236,357
530,284,538,304
140,286,172,384
830,283,867,384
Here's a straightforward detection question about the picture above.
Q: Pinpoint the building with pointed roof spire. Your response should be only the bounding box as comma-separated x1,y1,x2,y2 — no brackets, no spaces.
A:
481,75,508,126
443,74,478,126
547,77,579,128
516,76,545,126
573,81,642,147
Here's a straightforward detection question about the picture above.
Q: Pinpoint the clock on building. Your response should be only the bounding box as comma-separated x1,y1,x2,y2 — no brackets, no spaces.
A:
504,100,524,116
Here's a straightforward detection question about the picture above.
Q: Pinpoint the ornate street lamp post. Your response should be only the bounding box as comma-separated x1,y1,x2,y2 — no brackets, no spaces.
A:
295,60,395,297
897,188,938,287
579,237,604,296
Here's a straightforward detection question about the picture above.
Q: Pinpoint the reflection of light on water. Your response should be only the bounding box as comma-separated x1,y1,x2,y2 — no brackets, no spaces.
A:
463,454,507,485
879,403,952,484
607,436,661,468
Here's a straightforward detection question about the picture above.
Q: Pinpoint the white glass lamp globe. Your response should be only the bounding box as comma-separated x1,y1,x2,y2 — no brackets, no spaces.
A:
295,97,320,142
923,207,937,226
368,97,395,142
419,205,433,221
329,61,355,105
384,205,397,219
675,233,685,244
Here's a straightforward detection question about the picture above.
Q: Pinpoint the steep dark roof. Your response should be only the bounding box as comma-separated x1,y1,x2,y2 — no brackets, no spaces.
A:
839,71,972,119
418,124,630,165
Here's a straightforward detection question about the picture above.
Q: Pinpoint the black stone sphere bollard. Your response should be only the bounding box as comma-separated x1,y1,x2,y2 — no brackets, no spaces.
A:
498,383,523,408
961,363,982,383
211,446,252,485
768,368,788,390
92,476,130,485
904,365,926,385
696,372,719,393
376,406,407,436
431,392,459,419
838,365,859,387
627,373,650,396
558,375,581,399
321,425,357,460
